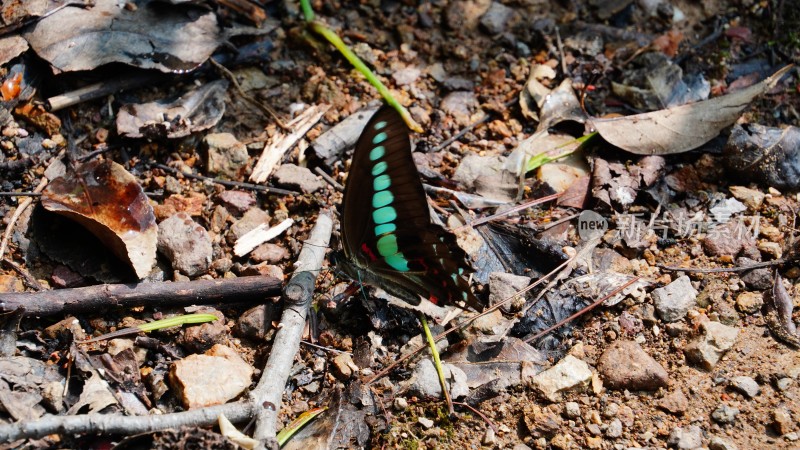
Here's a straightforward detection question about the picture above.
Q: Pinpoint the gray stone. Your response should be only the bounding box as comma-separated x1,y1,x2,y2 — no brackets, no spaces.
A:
392,67,421,86
479,1,513,34
272,164,324,194
157,213,212,277
488,272,531,311
529,355,592,402
417,416,434,429
393,397,408,410
408,359,469,399
685,321,739,370
606,418,623,438
773,409,794,435
711,404,739,424
729,376,760,398
776,377,794,392
709,436,738,450
652,275,698,322
667,425,703,450
204,133,249,179
597,341,668,391
564,401,581,419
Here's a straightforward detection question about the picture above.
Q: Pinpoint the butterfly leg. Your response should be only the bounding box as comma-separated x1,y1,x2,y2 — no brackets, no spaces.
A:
419,314,454,418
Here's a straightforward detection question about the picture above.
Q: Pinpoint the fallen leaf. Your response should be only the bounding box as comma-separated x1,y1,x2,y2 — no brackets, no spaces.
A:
116,80,229,139
724,123,800,190
588,65,793,155
41,159,158,279
23,0,221,73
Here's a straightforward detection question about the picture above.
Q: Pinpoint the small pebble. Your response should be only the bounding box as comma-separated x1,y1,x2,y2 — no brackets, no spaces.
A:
393,397,408,411
418,417,434,429
605,418,623,438
776,377,793,391
564,402,581,419
730,376,760,398
711,404,739,424
41,138,56,149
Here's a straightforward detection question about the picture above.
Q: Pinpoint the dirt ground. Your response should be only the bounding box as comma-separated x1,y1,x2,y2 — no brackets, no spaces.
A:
1,0,799,448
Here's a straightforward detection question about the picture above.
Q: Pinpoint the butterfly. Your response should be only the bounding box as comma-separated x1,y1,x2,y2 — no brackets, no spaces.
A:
335,105,484,312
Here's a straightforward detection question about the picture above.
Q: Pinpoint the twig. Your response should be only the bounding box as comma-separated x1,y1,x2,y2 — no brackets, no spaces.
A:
0,277,282,317
153,163,300,196
0,178,47,261
431,111,490,152
453,401,497,434
0,399,256,442
314,166,343,191
250,212,333,449
656,259,785,273
0,192,42,197
454,192,561,231
47,72,164,112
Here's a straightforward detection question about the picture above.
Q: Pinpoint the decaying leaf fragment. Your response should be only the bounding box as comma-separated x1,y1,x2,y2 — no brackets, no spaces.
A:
22,0,221,73
41,159,157,279
765,272,800,348
588,65,794,155
724,124,800,190
116,80,229,139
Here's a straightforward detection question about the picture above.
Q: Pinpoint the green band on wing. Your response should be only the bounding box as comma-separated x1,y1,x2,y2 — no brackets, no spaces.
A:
374,174,391,191
369,146,385,161
377,234,399,256
372,190,394,208
373,206,397,224
384,253,410,271
374,121,387,130
371,161,388,176
374,223,396,236
373,132,388,145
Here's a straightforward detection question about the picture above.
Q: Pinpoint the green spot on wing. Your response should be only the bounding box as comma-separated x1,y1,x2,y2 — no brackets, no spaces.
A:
385,253,410,271
371,161,388,176
377,234,399,256
374,174,391,191
373,206,397,224
372,190,394,208
373,132,388,144
374,121,387,130
369,146,385,161
374,223,396,236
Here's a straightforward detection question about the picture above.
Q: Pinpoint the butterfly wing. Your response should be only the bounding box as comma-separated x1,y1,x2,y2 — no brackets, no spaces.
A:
340,105,483,311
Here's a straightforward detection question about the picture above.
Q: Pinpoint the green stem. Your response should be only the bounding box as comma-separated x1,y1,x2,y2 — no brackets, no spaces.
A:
420,315,454,417
299,0,314,22
525,131,597,173
308,21,422,133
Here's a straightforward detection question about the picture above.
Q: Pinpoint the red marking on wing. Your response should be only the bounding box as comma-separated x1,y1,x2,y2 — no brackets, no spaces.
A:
429,294,440,305
360,243,378,262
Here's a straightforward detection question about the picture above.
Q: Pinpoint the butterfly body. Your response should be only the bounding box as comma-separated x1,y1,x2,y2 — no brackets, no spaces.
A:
337,105,483,311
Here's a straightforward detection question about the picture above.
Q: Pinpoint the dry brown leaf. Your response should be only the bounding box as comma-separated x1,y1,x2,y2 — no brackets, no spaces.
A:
41,160,157,279
588,65,793,155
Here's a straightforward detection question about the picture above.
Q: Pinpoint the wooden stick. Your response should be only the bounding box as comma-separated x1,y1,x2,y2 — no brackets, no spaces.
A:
249,211,332,449
0,277,282,317
47,72,164,112
0,399,255,442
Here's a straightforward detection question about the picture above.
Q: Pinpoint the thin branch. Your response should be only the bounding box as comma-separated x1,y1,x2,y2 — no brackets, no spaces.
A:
0,400,255,442
250,211,333,449
657,259,786,273
0,277,282,317
153,163,300,196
